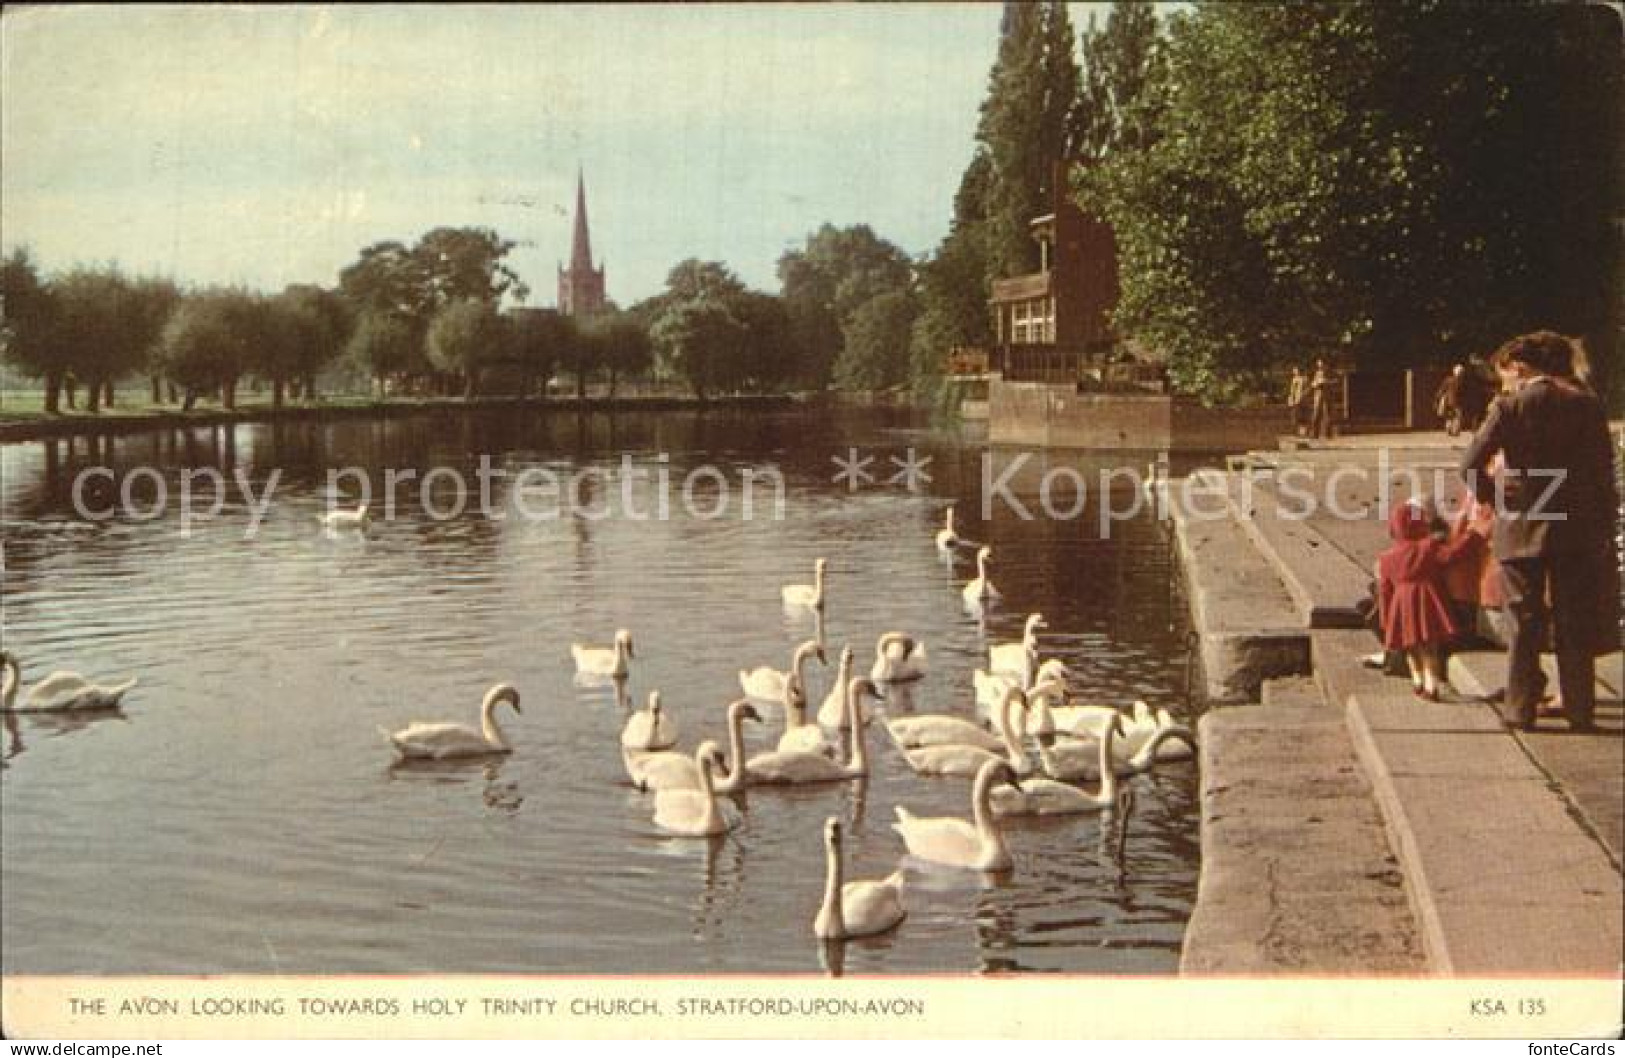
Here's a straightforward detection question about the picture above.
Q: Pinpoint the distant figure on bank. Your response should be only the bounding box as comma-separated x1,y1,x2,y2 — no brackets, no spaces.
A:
1378,499,1485,700
1308,359,1336,439
1434,365,1466,436
1460,331,1619,732
1287,367,1310,437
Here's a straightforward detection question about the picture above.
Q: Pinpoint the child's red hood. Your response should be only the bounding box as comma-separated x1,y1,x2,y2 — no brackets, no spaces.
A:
1389,502,1431,541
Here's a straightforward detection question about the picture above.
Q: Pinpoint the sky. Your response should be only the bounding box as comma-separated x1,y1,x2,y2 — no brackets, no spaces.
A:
1,3,1098,307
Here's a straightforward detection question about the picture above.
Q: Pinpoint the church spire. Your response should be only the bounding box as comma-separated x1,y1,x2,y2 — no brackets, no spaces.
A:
569,168,594,273
558,166,606,317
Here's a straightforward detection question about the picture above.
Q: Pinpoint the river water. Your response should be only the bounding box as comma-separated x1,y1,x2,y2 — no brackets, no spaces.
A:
0,406,1198,975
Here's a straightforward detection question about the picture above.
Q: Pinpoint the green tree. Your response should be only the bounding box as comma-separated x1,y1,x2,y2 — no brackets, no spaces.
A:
132,277,181,404
506,307,575,396
159,290,257,410
1086,2,1620,400
51,267,161,413
427,298,511,398
277,284,352,402
649,261,751,401
730,292,795,393
836,290,918,391
1073,1,1166,162
0,248,64,412
585,313,653,397
413,227,528,311
778,224,915,387
978,1,1080,280
347,311,417,397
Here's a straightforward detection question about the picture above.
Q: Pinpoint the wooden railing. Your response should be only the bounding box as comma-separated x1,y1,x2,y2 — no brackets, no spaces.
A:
995,343,1085,384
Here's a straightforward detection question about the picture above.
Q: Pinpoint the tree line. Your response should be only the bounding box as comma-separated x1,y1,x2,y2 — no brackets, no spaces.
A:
2,217,937,412
907,0,1619,406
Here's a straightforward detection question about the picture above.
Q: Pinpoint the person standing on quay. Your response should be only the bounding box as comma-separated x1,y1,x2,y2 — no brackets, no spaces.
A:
1460,332,1619,732
1287,366,1310,437
1309,358,1336,439
1434,365,1465,436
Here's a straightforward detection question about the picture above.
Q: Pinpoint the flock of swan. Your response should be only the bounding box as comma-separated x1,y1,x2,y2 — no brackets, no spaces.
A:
3,501,1195,947
384,502,1191,942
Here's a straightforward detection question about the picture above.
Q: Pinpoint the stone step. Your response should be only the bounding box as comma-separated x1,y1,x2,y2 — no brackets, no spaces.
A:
1318,631,1625,974
1219,470,1372,629
1261,675,1324,709
1449,649,1624,865
1180,699,1425,974
1167,473,1309,702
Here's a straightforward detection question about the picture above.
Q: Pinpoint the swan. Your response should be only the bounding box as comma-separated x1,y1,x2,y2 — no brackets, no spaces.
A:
816,646,866,728
1036,717,1197,781
973,658,1071,732
625,699,761,793
870,632,927,683
988,613,1045,684
1022,681,1136,743
991,714,1122,817
961,546,999,606
652,742,736,837
0,652,137,713
892,759,1023,871
782,557,827,611
572,629,634,678
814,817,906,940
777,677,836,758
745,678,878,785
620,691,679,752
384,683,520,760
935,506,962,555
886,687,1034,778
740,639,825,704
1029,689,1192,764
318,503,371,532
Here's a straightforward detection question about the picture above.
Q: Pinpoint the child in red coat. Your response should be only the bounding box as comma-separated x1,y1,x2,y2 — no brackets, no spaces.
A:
1378,498,1486,700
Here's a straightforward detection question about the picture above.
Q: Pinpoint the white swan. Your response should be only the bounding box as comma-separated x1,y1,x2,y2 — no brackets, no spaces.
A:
886,687,1033,778
777,676,835,758
870,632,927,683
318,503,371,532
1028,689,1192,764
892,759,1023,871
935,506,962,554
652,742,735,837
624,699,761,793
572,629,634,678
746,678,878,785
620,691,679,752
384,683,520,760
0,652,137,713
991,714,1122,817
814,817,906,940
973,658,1071,733
988,613,1045,684
882,701,1004,752
1022,681,1134,743
782,557,827,610
740,639,825,704
816,646,866,728
961,546,999,606
1036,718,1197,781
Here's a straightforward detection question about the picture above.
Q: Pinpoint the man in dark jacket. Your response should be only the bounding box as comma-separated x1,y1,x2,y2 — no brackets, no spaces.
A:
1460,332,1619,731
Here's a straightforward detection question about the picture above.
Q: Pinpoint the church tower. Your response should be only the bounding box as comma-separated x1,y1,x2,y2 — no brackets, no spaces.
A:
557,170,606,316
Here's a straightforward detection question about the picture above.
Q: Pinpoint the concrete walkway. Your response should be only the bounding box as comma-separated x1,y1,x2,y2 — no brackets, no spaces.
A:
1174,434,1624,976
